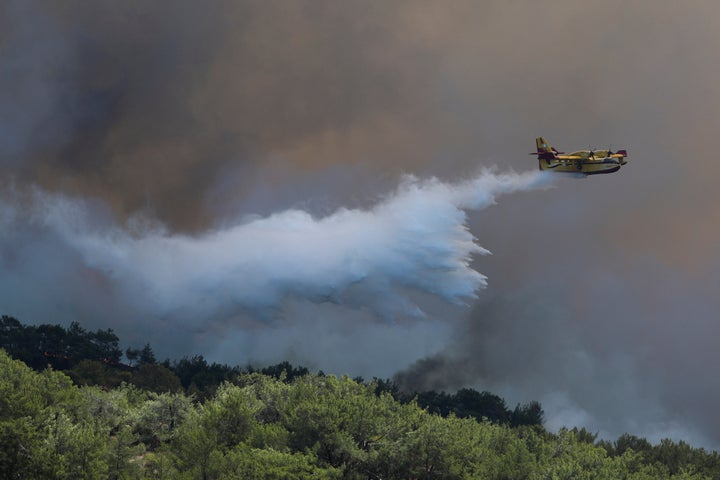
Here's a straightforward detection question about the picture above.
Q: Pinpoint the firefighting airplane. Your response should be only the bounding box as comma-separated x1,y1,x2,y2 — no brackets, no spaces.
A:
530,137,628,176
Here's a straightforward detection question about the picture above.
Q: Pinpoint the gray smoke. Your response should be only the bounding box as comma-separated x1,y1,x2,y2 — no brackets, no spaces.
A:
394,267,720,449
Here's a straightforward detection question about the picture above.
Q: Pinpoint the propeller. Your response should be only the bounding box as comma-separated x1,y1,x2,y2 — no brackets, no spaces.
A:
603,145,621,164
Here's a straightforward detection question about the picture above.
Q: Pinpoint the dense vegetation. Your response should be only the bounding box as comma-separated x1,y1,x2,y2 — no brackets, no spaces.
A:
2,315,719,479
0,315,543,425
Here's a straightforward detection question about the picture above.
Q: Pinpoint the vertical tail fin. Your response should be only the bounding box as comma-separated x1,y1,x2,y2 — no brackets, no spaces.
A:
532,137,558,161
536,137,551,153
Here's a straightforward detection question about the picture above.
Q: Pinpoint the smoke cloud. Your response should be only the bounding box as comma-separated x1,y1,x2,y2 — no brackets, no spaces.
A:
0,0,442,231
394,272,720,449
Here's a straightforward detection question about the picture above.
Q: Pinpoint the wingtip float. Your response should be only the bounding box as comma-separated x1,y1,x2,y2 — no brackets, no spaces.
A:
530,137,628,176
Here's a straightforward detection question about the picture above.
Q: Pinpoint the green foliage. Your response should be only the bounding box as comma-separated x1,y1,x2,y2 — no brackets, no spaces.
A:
170,355,240,399
67,359,132,388
216,445,341,479
0,417,41,479
612,432,653,456
106,424,143,480
3,348,720,479
136,391,194,448
571,426,600,444
0,349,106,479
130,363,183,393
3,312,720,480
142,448,178,480
254,360,310,382
38,412,110,480
172,408,219,480
511,400,545,427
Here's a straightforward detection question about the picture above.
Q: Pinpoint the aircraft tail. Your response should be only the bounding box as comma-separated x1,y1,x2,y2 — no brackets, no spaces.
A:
531,137,559,163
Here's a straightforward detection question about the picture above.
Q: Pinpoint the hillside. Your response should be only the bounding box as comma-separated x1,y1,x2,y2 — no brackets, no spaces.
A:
2,315,718,479
2,344,719,479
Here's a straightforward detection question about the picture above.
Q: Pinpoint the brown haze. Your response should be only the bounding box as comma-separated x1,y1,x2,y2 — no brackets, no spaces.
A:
2,0,720,448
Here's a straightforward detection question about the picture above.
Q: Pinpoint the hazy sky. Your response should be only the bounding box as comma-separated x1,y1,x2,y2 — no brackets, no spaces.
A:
2,1,720,448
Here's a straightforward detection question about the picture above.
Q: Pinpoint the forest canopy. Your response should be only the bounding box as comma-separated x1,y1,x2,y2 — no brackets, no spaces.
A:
1,315,719,479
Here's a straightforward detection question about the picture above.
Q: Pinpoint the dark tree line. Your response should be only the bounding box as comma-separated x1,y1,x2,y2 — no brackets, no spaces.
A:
371,378,544,427
0,315,122,370
1,315,545,428
414,388,544,427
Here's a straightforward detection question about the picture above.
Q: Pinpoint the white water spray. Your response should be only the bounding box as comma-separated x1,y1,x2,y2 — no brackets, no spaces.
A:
8,170,549,321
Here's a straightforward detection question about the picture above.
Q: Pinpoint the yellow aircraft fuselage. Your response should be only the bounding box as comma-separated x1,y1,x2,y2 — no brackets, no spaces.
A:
532,137,628,176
